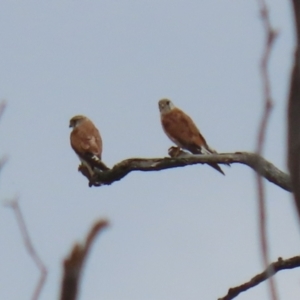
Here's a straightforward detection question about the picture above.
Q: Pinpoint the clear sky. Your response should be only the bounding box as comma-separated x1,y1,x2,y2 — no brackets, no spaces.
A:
0,1,299,300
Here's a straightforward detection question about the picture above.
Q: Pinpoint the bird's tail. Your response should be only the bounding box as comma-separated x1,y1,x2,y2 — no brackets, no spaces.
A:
193,146,226,175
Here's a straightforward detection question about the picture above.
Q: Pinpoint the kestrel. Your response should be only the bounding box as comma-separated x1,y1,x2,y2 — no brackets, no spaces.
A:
69,115,103,179
158,99,225,175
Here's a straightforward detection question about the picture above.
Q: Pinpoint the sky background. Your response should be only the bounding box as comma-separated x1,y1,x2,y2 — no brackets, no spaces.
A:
0,1,299,300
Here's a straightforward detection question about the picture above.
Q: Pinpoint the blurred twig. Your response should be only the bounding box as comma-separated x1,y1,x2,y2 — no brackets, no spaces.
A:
0,100,7,174
219,255,300,300
0,155,8,173
6,198,47,300
60,219,109,300
255,1,278,299
0,100,6,120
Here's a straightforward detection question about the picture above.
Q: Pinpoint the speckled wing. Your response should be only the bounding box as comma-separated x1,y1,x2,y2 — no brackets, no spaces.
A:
70,119,102,161
161,108,225,175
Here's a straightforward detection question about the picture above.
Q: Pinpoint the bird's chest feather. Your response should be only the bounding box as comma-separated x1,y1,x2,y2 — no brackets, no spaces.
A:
161,115,186,147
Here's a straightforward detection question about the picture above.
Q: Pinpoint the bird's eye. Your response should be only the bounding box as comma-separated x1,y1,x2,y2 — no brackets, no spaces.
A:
166,101,170,105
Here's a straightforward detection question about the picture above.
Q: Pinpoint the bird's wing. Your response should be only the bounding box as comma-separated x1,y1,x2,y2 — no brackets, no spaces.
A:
161,108,209,152
71,121,102,159
161,108,225,175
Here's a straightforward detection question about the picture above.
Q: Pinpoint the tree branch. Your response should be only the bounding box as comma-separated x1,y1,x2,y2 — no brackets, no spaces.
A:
219,255,300,300
78,149,291,191
6,198,47,300
60,219,109,300
287,0,300,220
255,1,278,299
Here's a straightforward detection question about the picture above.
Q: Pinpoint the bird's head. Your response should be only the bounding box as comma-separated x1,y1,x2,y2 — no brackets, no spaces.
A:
158,98,175,115
69,115,87,128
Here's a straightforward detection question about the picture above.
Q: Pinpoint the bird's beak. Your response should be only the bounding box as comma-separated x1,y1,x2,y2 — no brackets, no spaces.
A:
69,122,72,128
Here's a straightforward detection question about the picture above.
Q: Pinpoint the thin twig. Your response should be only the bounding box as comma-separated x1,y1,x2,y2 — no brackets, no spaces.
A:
6,198,47,300
60,219,109,300
219,255,300,300
256,1,278,300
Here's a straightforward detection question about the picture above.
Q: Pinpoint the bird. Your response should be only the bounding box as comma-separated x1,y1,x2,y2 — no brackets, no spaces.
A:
69,115,104,180
158,98,225,175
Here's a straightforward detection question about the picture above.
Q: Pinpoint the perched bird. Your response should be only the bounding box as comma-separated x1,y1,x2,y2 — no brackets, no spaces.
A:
69,115,103,179
158,98,225,175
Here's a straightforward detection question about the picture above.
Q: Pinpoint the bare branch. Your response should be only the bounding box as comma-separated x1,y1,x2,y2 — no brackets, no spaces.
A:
60,219,109,300
219,255,300,300
78,150,291,191
6,198,47,300
288,1,300,220
255,1,278,299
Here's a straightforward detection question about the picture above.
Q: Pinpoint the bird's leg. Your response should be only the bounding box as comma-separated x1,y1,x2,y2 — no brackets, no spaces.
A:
168,146,183,158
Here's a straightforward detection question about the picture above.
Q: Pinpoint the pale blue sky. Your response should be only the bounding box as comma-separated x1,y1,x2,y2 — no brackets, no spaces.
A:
0,1,298,300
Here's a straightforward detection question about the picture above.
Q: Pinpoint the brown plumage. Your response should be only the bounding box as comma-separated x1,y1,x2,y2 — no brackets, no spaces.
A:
69,115,103,177
158,99,225,175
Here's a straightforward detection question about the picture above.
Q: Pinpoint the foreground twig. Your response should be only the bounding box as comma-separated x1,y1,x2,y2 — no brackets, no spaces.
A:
79,151,291,191
6,198,47,300
0,155,8,173
60,219,109,300
288,1,300,220
256,1,278,299
219,255,300,300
